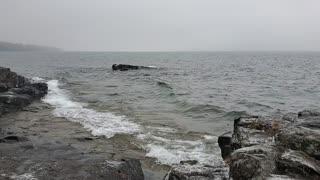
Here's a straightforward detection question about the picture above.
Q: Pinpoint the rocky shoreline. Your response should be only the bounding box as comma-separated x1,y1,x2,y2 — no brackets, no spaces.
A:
0,67,144,180
165,111,320,180
2,66,320,180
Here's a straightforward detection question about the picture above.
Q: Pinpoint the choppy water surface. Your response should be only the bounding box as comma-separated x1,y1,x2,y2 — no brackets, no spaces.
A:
1,51,320,167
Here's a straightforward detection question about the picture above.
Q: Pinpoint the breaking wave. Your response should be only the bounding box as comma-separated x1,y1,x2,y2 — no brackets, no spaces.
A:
43,80,141,138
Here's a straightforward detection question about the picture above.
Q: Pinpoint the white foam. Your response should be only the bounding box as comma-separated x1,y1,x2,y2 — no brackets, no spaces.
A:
139,133,222,166
10,173,38,180
43,80,140,138
145,139,222,166
31,77,45,83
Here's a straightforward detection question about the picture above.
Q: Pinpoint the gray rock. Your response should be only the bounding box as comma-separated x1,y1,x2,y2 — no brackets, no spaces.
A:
298,110,320,118
276,120,320,160
164,161,229,180
277,150,320,179
0,67,48,115
232,116,274,150
229,145,279,180
0,67,30,89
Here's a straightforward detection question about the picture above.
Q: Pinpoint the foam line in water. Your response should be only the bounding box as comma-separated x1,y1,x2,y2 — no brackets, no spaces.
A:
138,133,222,166
43,80,140,138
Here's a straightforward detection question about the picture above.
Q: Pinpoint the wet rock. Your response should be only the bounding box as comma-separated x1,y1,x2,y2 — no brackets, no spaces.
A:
0,67,48,115
10,83,47,100
31,82,48,95
0,92,32,113
0,67,30,89
276,121,320,160
0,83,9,92
232,116,274,150
229,145,279,180
218,131,232,159
277,150,320,179
298,110,320,118
101,159,144,180
164,161,229,180
112,64,151,71
218,111,320,180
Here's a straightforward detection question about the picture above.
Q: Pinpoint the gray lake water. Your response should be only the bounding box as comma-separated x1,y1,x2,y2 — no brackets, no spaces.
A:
1,51,320,168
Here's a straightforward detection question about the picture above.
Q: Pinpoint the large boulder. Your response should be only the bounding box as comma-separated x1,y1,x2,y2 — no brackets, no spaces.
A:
276,111,320,160
0,67,30,89
229,145,279,180
217,111,320,180
0,67,48,115
231,116,275,150
276,150,320,179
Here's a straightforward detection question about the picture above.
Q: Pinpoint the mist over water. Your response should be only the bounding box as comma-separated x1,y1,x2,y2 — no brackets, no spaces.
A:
1,51,320,165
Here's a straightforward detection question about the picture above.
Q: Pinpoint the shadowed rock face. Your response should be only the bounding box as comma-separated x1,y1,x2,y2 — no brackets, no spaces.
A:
217,111,320,180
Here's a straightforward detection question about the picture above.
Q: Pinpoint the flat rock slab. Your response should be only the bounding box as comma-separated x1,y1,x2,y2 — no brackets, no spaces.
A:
164,161,229,180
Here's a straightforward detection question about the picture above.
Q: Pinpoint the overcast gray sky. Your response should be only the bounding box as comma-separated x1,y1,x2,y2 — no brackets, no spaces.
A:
0,0,319,51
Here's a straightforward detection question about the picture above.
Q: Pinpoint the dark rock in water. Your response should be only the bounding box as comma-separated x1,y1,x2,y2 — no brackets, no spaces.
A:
10,83,48,100
0,83,9,93
298,110,320,117
0,67,30,89
229,145,279,180
157,81,173,89
164,160,229,180
112,64,151,71
218,131,233,159
31,82,48,95
0,67,48,115
277,150,320,179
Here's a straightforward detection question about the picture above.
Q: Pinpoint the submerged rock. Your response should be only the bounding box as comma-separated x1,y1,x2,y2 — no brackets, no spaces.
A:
112,64,152,71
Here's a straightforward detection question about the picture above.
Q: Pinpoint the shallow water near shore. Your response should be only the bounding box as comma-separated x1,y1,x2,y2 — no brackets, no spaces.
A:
1,51,320,178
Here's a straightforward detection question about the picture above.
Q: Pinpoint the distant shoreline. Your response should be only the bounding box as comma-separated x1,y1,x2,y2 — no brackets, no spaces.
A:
0,41,62,52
